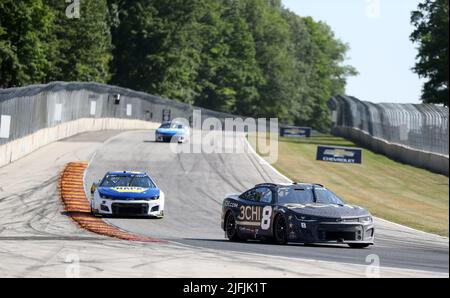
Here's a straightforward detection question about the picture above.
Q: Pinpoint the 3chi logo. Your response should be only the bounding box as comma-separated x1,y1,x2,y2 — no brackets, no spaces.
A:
238,205,273,231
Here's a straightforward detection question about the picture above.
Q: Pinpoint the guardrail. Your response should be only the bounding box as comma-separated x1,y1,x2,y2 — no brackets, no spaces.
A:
329,96,449,175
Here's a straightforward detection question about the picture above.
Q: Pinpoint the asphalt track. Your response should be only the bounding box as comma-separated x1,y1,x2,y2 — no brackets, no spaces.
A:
85,130,449,274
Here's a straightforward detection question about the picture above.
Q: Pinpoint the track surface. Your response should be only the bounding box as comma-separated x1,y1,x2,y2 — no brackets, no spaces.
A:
85,130,449,274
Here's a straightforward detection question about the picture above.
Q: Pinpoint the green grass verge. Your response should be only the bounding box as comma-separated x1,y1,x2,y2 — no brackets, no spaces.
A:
254,135,449,237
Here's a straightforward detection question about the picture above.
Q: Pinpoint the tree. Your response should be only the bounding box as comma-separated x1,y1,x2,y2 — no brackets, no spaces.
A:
1,0,356,132
107,0,356,131
45,0,112,83
411,0,449,106
241,0,296,122
299,17,357,131
193,0,263,114
0,0,53,88
109,0,203,104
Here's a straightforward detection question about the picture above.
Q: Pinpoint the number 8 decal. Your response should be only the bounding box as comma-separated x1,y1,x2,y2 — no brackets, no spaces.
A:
261,206,272,230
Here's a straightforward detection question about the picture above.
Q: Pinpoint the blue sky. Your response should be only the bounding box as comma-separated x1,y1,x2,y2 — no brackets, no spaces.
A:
282,0,424,104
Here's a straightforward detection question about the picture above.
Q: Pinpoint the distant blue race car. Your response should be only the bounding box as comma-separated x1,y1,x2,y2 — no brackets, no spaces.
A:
90,171,165,218
155,121,188,143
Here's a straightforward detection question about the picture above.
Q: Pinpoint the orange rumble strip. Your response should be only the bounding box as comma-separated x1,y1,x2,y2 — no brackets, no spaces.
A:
59,162,163,243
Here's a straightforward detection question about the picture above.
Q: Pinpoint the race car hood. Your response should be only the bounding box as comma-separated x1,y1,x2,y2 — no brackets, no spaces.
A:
156,128,184,136
283,203,370,219
98,187,160,200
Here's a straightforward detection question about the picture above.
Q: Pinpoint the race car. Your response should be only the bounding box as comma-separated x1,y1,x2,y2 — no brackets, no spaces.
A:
221,183,374,248
90,171,165,218
155,121,188,143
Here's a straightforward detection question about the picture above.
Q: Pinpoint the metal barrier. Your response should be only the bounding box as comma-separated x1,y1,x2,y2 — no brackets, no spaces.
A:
329,95,449,175
3,83,447,174
0,81,237,146
329,96,449,156
0,82,240,167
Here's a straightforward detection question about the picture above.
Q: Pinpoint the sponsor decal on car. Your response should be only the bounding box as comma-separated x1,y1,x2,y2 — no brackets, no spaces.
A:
110,187,148,193
236,205,273,230
224,201,239,208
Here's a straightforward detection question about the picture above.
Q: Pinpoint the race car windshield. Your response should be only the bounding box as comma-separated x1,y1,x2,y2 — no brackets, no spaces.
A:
160,123,179,129
100,175,156,188
277,187,314,204
314,188,345,205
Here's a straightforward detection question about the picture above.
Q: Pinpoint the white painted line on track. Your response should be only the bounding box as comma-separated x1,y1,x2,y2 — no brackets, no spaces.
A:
165,239,448,278
376,217,449,240
243,134,293,183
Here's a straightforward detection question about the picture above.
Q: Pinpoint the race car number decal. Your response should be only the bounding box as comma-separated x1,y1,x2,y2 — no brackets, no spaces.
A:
261,206,272,230
237,206,273,230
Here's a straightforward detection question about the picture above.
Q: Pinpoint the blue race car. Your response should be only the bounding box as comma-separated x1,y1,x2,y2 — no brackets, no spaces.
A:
155,121,188,143
90,171,165,218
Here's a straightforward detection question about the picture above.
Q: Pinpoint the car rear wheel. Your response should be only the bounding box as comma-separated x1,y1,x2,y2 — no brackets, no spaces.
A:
225,213,242,242
348,243,371,249
274,215,288,245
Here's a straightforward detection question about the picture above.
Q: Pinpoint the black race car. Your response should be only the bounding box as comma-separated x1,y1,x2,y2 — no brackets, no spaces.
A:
221,183,375,248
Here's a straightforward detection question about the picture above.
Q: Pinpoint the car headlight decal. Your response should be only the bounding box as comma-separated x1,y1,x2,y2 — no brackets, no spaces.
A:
359,216,373,223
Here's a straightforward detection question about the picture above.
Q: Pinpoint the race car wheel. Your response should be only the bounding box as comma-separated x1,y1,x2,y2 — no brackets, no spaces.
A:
225,213,241,242
274,215,288,245
91,207,101,218
348,243,371,249
156,210,165,219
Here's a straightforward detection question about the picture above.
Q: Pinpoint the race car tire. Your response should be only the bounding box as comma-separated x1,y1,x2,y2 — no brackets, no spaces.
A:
156,211,165,219
348,243,371,249
274,215,288,245
225,212,244,242
91,208,102,218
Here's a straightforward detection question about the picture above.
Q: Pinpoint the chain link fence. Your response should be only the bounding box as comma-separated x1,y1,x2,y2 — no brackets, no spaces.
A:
0,81,237,146
329,95,449,156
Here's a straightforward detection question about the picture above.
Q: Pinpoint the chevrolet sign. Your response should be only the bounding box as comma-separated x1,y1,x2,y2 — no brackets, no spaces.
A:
316,146,362,164
280,126,312,138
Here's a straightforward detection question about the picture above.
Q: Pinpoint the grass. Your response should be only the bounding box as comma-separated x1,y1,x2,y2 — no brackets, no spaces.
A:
253,135,449,237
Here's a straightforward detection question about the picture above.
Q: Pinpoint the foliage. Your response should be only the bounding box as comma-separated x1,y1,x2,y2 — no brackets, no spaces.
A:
0,0,357,131
0,0,53,87
411,0,449,106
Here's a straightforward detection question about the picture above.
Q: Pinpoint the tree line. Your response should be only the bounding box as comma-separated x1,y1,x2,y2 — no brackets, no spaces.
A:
0,0,357,131
411,0,449,106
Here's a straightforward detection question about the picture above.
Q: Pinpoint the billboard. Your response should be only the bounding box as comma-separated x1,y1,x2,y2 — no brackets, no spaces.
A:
316,146,362,164
280,126,312,138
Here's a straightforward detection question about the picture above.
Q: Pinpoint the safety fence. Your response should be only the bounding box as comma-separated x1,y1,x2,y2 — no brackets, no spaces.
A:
0,82,237,166
329,96,449,175
0,81,238,145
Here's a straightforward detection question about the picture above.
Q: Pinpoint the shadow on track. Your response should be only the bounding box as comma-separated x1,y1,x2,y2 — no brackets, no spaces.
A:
180,238,367,250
